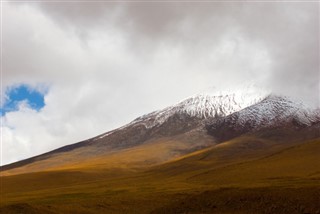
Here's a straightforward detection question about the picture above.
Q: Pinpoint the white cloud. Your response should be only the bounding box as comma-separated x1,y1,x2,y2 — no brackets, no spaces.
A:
1,2,319,165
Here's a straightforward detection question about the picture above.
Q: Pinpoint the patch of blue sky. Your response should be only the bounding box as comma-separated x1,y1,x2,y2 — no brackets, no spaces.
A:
0,84,47,116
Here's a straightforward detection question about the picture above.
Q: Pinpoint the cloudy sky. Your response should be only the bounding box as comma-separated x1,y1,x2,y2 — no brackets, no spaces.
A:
1,1,319,165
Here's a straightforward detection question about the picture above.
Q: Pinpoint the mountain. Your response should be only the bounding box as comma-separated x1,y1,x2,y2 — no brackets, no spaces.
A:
1,92,319,175
0,92,264,174
91,91,263,142
207,95,320,141
1,92,319,213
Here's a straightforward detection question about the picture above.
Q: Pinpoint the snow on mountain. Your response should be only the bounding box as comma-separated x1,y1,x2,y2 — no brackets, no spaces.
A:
207,95,320,138
97,89,318,141
96,91,266,140
128,91,266,129
234,95,319,127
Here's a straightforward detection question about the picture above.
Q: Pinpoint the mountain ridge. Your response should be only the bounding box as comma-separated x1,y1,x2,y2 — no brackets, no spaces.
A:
206,94,320,141
1,92,319,174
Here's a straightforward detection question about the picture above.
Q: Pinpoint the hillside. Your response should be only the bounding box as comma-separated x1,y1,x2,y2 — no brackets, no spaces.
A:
1,134,319,213
1,93,319,213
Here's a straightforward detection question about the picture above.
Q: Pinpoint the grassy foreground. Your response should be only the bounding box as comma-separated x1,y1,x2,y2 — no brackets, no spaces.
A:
1,137,319,213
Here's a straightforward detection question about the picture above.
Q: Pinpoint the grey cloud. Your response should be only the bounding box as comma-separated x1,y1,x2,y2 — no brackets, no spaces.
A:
4,1,319,114
36,2,319,105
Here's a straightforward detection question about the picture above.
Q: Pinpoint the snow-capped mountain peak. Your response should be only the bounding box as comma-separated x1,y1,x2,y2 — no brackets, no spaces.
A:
207,95,320,141
178,92,264,118
233,94,320,127
96,91,318,141
128,91,266,129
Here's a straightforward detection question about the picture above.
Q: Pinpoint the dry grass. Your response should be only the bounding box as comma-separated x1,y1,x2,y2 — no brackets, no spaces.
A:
1,133,215,176
1,137,319,213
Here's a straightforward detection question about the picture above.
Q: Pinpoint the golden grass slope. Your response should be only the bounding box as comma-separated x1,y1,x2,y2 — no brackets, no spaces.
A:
1,130,215,176
1,136,319,213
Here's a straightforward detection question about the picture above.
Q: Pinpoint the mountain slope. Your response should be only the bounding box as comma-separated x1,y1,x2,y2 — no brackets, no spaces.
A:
0,92,264,174
1,93,319,176
0,92,320,213
1,134,319,214
207,95,320,141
